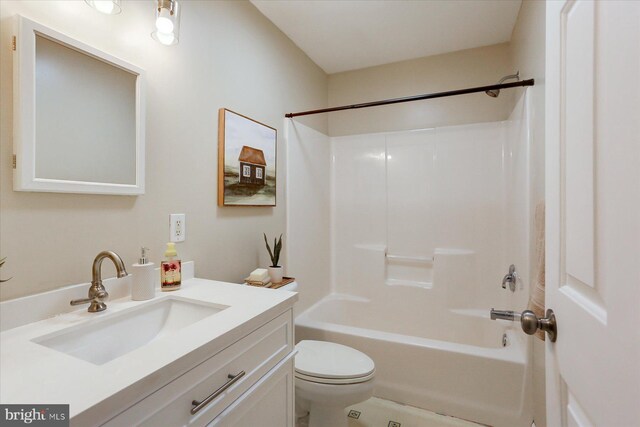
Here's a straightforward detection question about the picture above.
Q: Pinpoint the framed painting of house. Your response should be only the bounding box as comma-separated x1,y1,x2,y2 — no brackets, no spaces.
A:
218,109,277,206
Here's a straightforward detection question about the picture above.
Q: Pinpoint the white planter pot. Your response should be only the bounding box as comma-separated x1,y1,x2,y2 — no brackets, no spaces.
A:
268,266,283,284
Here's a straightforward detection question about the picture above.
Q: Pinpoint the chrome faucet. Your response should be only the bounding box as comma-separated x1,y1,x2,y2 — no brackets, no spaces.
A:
502,264,517,292
70,251,128,312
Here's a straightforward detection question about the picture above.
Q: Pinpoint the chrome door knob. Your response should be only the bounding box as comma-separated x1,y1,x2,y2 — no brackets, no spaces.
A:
520,310,540,335
490,308,558,342
520,309,558,342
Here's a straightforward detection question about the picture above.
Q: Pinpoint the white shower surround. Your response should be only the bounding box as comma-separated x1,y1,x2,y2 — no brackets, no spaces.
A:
286,91,533,427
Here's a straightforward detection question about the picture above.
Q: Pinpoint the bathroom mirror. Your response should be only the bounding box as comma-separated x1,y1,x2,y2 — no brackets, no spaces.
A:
13,16,145,195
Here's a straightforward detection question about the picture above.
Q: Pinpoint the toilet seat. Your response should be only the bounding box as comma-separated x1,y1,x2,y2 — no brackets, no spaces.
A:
295,371,374,385
295,340,375,385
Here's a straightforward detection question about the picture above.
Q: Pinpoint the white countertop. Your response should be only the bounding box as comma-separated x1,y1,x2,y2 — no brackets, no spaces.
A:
0,277,297,424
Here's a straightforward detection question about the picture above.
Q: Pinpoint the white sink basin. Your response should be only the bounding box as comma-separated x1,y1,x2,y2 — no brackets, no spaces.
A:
33,296,228,365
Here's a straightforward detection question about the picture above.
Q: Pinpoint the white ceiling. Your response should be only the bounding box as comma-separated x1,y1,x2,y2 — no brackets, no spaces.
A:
251,0,522,74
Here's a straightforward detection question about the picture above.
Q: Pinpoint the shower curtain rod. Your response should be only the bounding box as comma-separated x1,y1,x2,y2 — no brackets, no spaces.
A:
285,78,534,118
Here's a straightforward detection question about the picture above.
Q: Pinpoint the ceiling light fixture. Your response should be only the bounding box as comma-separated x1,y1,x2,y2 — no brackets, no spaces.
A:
84,0,122,15
151,0,181,46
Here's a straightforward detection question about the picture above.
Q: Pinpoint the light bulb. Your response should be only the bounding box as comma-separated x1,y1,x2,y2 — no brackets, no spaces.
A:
85,0,121,15
155,31,175,46
94,0,114,14
156,16,174,33
152,0,180,46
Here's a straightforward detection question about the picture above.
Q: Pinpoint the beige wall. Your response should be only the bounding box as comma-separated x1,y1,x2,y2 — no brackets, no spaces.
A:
0,0,327,301
510,1,547,426
327,43,517,136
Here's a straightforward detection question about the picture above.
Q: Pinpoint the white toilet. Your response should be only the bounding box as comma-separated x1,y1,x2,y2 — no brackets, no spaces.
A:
294,340,375,427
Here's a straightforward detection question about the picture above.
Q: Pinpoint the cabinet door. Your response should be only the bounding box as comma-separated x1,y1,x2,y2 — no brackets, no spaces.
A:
102,311,293,427
209,355,295,427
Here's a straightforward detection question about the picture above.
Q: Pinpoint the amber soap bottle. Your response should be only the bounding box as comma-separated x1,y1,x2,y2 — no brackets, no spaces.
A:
161,242,181,291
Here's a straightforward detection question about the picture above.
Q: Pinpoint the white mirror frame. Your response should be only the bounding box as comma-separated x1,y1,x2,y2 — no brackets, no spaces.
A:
13,15,146,195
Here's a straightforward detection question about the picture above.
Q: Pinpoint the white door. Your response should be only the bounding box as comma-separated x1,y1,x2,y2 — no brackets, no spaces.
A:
546,1,640,426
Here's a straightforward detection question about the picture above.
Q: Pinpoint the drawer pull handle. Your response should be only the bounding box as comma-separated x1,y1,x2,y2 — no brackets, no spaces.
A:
191,371,246,415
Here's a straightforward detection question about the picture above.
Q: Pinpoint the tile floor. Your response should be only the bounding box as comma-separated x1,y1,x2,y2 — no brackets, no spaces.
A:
296,397,483,427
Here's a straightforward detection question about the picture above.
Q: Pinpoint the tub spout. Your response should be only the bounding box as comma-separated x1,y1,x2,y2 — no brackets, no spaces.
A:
490,309,521,321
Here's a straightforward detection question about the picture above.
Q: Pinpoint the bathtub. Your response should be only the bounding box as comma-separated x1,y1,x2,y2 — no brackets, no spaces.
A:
295,293,532,427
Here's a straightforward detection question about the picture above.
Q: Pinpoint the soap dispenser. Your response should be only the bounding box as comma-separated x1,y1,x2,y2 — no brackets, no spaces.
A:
131,247,155,301
161,242,181,291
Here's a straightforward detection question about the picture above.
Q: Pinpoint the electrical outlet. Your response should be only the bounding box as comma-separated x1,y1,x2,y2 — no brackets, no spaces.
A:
170,214,186,242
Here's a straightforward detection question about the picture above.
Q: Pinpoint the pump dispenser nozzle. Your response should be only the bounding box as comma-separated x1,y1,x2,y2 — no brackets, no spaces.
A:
139,247,150,264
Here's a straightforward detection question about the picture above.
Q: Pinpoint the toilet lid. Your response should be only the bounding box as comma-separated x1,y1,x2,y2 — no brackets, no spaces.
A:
295,340,375,380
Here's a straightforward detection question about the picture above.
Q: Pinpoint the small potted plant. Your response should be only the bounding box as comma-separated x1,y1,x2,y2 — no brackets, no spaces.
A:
263,233,283,284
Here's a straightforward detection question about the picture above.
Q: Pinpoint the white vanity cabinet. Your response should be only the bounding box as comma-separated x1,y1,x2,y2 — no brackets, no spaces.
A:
210,356,295,427
1,274,297,427
101,310,295,427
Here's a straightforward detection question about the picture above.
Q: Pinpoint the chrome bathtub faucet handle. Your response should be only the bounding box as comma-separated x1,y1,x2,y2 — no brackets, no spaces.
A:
501,264,517,292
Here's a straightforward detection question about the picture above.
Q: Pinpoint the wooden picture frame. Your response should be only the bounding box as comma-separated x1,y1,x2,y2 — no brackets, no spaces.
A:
218,109,277,206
